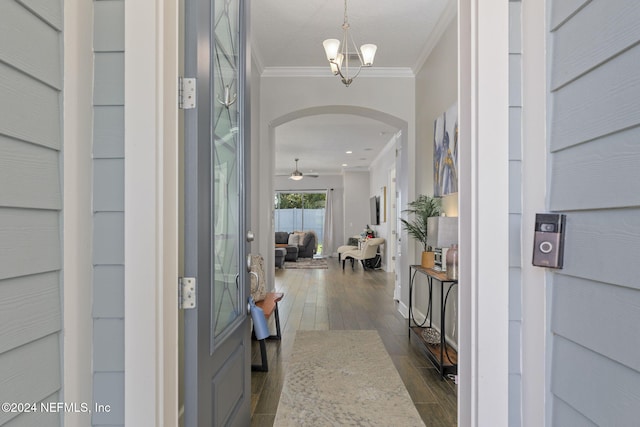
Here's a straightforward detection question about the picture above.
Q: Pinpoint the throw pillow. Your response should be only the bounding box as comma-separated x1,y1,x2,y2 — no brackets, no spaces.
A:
293,231,307,245
250,254,266,302
287,233,300,246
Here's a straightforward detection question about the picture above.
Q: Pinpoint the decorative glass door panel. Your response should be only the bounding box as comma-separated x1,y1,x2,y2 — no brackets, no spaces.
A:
183,0,250,423
211,0,240,342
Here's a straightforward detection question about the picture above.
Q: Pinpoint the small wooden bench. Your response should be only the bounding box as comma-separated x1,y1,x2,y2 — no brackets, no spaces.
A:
252,292,284,372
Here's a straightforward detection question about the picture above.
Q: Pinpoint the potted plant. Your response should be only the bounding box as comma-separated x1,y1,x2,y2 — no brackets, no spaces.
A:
400,194,442,268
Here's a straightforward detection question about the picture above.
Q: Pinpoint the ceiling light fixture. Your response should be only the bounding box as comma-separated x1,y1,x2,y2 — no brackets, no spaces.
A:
289,158,304,181
323,0,377,87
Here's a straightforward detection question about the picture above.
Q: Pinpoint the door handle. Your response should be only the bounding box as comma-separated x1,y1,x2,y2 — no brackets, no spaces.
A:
246,230,255,242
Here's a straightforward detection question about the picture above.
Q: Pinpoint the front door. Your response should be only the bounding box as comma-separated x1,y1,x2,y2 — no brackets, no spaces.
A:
183,0,251,425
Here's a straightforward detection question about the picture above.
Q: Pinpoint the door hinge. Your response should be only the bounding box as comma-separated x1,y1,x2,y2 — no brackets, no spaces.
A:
179,277,196,309
178,77,196,109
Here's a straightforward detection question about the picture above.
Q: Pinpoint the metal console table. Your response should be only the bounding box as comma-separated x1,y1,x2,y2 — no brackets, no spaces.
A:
408,264,458,379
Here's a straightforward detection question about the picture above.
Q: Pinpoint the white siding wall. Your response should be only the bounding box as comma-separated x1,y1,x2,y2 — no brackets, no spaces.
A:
547,0,640,424
509,1,523,425
92,1,125,426
0,1,63,426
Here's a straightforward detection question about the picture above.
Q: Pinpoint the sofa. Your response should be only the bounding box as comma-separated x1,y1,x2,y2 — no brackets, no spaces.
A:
274,247,286,268
296,231,317,258
275,231,298,261
275,231,317,261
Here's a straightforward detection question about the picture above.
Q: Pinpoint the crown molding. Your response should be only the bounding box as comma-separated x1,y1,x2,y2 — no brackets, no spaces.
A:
261,66,414,79
412,1,457,73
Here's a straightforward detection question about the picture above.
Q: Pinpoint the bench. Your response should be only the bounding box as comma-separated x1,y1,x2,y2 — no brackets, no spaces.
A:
251,292,284,372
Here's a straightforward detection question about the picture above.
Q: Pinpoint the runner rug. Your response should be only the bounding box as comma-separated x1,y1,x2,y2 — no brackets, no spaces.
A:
283,257,328,269
274,330,425,426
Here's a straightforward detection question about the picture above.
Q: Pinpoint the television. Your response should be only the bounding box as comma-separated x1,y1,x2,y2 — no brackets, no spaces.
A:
369,196,380,225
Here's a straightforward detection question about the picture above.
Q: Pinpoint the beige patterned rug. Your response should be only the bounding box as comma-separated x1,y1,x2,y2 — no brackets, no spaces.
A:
284,257,328,269
274,330,425,426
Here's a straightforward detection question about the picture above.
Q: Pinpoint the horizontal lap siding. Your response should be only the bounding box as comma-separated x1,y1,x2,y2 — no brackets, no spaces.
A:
551,0,640,90
552,337,640,425
92,2,125,426
550,44,640,151
0,1,61,88
0,136,61,210
549,0,640,424
0,335,61,425
550,127,640,210
0,272,61,354
0,1,63,426
553,275,640,372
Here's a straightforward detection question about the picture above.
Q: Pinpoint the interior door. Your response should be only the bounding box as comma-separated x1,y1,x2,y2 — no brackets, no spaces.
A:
183,0,251,425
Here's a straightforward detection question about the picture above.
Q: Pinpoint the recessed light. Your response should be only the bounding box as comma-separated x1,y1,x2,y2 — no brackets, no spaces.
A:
346,150,353,154
342,163,348,167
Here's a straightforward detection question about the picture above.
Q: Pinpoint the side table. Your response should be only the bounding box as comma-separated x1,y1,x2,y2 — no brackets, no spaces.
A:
408,264,458,379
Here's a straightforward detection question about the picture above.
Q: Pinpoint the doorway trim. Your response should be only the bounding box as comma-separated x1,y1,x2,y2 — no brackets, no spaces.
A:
123,0,180,425
119,0,519,425
458,0,510,426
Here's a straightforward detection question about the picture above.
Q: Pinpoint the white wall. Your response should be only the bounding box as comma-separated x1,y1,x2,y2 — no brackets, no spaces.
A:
343,171,371,240
416,19,458,197
412,16,459,345
369,135,398,271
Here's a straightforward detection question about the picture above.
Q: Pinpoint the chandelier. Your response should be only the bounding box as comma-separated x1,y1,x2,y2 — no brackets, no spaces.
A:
322,0,377,87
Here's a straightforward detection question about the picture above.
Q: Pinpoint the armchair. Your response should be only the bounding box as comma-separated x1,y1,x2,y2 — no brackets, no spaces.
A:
341,238,385,270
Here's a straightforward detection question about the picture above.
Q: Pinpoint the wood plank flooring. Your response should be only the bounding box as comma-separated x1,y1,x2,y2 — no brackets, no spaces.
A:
250,258,457,427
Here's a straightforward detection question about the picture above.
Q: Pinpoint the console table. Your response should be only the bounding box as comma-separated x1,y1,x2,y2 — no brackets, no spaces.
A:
408,264,458,379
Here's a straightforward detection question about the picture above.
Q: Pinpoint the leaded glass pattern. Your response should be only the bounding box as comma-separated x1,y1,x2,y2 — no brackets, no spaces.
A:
212,0,241,338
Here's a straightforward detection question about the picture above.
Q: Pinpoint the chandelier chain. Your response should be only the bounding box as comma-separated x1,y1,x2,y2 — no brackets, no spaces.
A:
343,0,349,27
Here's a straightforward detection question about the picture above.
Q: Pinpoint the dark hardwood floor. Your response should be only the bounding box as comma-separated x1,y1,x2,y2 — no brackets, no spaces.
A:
250,257,457,427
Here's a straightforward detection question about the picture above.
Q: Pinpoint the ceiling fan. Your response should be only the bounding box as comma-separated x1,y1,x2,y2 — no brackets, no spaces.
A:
282,158,319,180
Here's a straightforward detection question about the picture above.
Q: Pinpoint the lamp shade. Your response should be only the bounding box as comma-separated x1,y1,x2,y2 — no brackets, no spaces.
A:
426,216,458,249
360,44,377,66
323,39,340,61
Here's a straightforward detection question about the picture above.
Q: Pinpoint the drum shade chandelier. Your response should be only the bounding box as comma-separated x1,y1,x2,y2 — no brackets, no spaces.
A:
322,0,377,87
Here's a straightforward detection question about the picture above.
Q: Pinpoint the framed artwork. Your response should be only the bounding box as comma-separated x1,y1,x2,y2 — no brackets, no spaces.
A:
433,102,458,196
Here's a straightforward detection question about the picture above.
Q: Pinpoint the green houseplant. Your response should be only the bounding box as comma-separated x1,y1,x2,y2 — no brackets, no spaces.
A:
400,194,442,268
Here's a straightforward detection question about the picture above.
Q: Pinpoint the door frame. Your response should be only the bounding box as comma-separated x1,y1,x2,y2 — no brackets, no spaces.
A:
123,0,180,425
458,0,510,426
120,0,535,426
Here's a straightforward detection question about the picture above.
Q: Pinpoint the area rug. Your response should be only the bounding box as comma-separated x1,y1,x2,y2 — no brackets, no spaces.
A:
274,330,425,426
284,257,328,269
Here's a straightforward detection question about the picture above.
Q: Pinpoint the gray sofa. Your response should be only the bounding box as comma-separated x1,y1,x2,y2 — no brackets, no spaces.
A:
275,231,298,261
297,232,317,258
275,231,317,260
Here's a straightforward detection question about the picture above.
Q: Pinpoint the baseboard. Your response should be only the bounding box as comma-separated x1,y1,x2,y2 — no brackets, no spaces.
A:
397,301,409,318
